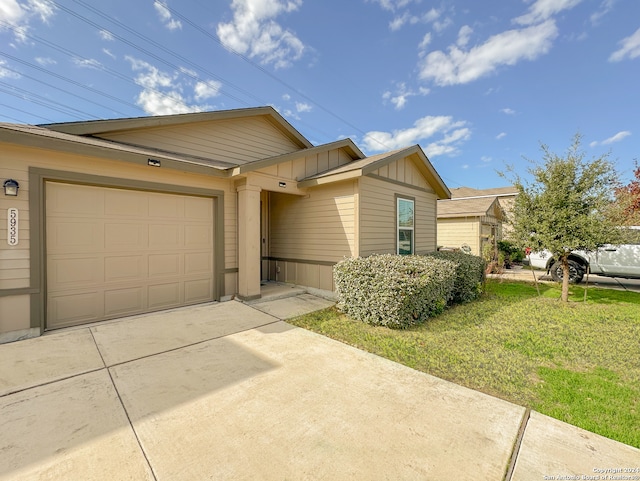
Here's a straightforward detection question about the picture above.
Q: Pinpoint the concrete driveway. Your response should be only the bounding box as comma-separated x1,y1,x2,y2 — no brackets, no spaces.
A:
1,295,638,480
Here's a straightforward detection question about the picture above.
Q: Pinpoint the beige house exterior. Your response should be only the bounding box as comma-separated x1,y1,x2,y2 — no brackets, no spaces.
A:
437,196,504,256
0,107,450,342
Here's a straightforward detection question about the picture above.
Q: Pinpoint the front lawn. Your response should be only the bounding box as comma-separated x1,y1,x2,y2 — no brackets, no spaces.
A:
288,280,640,448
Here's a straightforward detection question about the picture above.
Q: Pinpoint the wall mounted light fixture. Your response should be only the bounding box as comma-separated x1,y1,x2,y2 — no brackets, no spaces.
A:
3,179,19,196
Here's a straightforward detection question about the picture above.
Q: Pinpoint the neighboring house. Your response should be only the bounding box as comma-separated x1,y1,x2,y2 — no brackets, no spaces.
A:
437,196,504,256
436,186,517,256
0,106,450,342
448,186,518,235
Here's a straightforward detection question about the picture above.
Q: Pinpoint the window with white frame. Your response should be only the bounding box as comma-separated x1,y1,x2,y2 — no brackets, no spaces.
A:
397,197,414,255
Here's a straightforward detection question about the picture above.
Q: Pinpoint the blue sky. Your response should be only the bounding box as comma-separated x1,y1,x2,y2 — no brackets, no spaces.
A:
1,0,638,189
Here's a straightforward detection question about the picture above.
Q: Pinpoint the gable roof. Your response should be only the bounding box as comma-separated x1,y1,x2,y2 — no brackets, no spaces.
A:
450,186,518,199
298,145,451,199
42,106,313,150
0,122,233,175
438,196,502,218
232,138,364,175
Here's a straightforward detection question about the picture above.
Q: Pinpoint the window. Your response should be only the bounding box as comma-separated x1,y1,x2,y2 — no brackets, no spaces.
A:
397,197,414,255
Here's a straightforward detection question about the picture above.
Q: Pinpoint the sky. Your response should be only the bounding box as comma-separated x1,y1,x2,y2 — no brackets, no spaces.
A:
0,0,638,189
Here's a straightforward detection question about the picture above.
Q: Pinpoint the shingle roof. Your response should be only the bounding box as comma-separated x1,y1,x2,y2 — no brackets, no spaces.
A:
0,123,235,173
450,186,518,198
437,196,501,218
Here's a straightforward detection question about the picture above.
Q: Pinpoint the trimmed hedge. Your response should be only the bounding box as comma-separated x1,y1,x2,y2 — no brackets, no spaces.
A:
333,254,457,329
425,250,486,304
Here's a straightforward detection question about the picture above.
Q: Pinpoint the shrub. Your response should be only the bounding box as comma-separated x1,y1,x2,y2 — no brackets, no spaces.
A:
426,250,485,304
333,254,456,329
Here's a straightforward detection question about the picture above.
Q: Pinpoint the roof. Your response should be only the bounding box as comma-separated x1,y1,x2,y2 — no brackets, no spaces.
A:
298,145,451,199
0,122,233,176
42,106,313,150
437,196,502,218
450,186,518,199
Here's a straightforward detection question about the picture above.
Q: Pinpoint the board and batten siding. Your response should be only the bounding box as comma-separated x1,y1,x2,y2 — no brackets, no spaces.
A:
98,117,302,166
257,147,354,181
370,156,432,191
359,175,437,257
437,218,481,255
268,181,356,290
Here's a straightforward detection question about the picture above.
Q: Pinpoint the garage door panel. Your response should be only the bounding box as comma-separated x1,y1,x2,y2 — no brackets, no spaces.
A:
185,278,212,303
149,195,181,218
185,225,212,247
104,287,144,317
47,222,102,252
48,256,103,287
104,223,147,249
48,291,102,328
148,283,181,309
185,252,212,274
185,196,213,219
104,255,145,282
149,224,180,248
46,182,215,330
104,189,148,217
148,254,181,278
47,184,103,216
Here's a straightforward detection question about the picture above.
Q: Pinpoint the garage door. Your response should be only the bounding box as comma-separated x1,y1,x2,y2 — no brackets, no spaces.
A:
46,182,215,329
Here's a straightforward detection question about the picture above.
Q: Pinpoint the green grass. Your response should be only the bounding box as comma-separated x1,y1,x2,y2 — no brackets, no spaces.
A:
288,280,640,448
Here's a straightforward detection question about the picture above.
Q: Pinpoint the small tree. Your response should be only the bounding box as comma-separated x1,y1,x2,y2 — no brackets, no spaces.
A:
613,161,640,226
502,134,620,302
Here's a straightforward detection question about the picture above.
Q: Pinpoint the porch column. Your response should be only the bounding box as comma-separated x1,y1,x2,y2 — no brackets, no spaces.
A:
237,183,262,300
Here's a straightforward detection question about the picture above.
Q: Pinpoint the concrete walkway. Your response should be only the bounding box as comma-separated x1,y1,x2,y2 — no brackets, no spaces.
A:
1,292,638,480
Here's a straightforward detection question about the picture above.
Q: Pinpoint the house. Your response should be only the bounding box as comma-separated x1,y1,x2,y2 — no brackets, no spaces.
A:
436,186,517,256
0,106,450,342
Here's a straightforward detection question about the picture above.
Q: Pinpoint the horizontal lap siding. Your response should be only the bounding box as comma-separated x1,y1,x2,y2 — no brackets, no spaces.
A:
437,219,480,255
269,182,356,263
359,176,437,257
99,117,301,165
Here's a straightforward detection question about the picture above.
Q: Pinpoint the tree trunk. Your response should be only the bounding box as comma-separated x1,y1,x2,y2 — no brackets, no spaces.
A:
561,256,570,302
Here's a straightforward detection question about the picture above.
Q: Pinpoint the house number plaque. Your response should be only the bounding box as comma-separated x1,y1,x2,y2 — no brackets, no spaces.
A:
7,208,18,246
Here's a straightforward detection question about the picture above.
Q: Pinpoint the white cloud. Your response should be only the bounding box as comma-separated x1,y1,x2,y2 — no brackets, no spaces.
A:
154,1,182,31
361,115,470,156
35,56,56,66
382,82,429,110
73,58,102,69
501,108,516,115
419,20,558,86
457,25,472,47
102,48,116,60
609,28,640,62
496,132,507,140
295,101,311,113
126,56,218,115
194,80,222,100
481,155,492,163
99,29,114,41
0,0,56,41
591,0,616,24
389,8,442,31
591,131,631,146
514,0,583,26
418,32,431,51
368,0,419,13
217,0,305,69
0,59,20,78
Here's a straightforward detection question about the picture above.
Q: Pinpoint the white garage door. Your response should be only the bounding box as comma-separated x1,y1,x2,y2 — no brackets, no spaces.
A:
46,182,215,330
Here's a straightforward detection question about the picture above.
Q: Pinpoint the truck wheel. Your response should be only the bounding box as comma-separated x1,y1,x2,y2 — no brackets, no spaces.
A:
550,260,584,284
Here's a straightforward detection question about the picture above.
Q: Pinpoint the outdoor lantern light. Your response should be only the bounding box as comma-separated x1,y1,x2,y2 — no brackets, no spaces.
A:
3,179,19,196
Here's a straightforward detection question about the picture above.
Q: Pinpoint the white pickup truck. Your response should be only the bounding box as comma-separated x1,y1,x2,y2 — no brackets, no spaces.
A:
528,236,640,284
